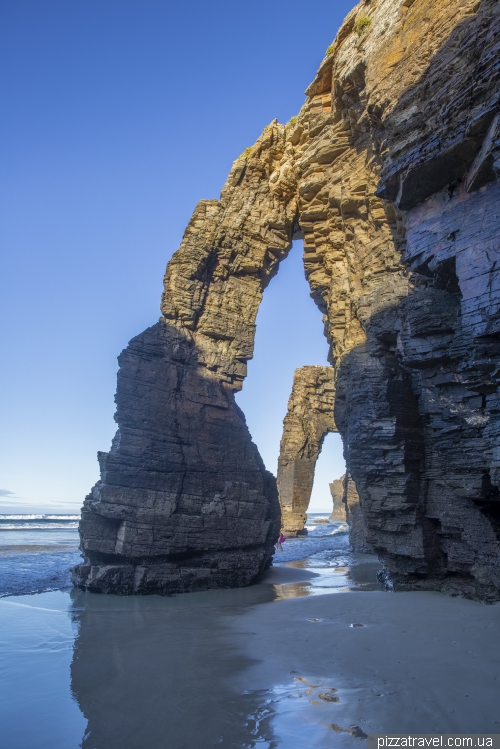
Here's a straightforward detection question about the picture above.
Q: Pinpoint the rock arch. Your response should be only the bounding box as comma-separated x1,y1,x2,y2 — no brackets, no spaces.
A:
276,371,368,545
74,0,500,600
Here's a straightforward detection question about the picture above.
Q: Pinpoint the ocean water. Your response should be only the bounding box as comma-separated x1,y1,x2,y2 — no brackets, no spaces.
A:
0,512,375,598
278,514,350,563
274,515,380,597
0,514,81,597
0,514,383,748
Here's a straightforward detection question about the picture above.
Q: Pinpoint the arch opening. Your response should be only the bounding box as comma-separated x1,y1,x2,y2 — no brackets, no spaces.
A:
236,240,347,536
235,240,334,473
310,431,346,518
275,364,341,536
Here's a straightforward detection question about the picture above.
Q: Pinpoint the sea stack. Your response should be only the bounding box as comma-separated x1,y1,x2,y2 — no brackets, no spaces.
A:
74,0,500,600
72,125,296,595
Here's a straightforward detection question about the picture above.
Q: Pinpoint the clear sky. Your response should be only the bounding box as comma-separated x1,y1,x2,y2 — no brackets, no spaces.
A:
0,0,357,514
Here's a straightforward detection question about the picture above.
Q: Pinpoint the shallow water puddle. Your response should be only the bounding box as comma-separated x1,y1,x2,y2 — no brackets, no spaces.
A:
241,676,368,747
273,550,381,600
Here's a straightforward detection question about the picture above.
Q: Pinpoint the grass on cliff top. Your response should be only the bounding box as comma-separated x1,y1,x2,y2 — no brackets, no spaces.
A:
326,16,371,55
355,17,372,36
238,146,253,160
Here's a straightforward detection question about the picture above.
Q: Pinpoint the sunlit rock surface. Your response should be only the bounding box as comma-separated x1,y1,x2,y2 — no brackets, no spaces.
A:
329,475,346,522
277,366,336,536
294,0,500,600
75,0,500,599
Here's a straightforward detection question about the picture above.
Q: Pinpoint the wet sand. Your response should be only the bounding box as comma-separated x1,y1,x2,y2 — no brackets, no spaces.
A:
228,587,500,745
0,560,499,748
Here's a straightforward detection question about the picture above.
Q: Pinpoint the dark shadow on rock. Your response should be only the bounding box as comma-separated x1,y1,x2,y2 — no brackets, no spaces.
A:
334,212,500,600
72,320,280,596
377,0,500,209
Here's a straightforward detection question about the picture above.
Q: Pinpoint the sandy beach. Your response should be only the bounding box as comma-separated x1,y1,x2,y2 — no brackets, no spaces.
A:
229,576,500,744
1,556,499,749
3,1,500,746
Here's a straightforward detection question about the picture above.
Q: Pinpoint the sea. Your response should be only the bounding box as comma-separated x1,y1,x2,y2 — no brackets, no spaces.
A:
0,514,81,597
0,513,383,748
0,512,379,598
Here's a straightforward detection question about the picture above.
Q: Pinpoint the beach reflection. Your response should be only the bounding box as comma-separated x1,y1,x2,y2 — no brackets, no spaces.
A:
272,580,312,599
282,552,381,594
69,556,380,748
70,584,280,749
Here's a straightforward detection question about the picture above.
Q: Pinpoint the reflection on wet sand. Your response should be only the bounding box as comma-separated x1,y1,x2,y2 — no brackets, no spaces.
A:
3,547,499,748
70,557,381,748
282,552,381,594
272,581,312,600
70,584,279,749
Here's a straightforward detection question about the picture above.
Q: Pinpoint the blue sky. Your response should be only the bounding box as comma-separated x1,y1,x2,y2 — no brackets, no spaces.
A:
0,0,356,514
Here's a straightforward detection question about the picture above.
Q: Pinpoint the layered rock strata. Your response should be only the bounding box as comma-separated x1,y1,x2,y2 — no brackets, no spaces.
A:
294,0,500,600
329,475,347,522
73,122,297,594
329,474,371,549
344,474,373,553
277,366,336,535
75,0,500,599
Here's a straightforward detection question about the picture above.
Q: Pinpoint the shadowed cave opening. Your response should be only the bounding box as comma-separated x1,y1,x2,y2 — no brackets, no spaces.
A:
235,241,346,514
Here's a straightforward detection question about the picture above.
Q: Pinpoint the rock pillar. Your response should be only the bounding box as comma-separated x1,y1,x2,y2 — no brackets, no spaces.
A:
73,122,298,594
277,366,336,536
329,475,346,522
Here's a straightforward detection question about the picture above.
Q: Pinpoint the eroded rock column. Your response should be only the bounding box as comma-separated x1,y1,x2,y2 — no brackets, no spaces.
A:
277,366,336,536
329,475,346,521
74,0,500,600
290,0,500,599
73,122,298,594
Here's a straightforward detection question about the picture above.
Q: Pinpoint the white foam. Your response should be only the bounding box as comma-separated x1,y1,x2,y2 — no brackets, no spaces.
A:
0,515,80,522
0,515,80,520
0,523,79,530
276,522,349,563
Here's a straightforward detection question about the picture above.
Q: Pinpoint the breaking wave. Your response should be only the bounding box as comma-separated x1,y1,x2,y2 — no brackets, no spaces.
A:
0,515,80,530
0,514,80,520
276,516,349,563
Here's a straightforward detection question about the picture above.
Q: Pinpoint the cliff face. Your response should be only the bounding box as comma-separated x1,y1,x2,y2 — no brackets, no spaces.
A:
344,474,373,553
277,366,336,536
74,0,500,599
293,0,500,600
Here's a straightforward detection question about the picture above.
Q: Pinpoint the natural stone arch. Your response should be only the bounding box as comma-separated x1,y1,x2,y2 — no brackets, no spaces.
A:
277,366,336,536
74,0,500,600
276,367,370,544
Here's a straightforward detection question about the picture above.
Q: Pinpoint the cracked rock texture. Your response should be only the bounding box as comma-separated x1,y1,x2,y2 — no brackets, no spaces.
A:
295,0,500,600
344,474,372,553
329,476,346,522
277,366,336,536
75,0,500,599
72,122,296,594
